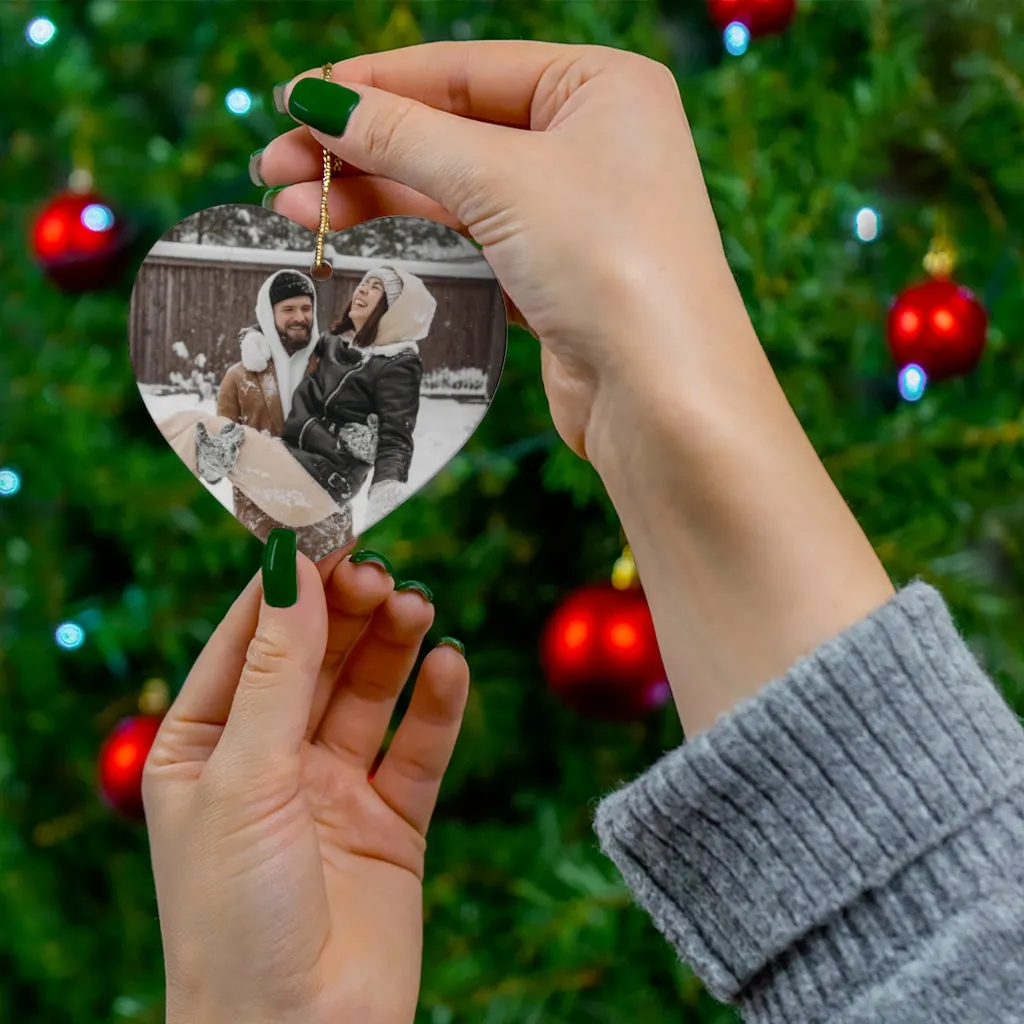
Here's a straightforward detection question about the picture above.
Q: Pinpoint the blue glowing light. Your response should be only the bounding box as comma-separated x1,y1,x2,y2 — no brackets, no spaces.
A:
0,468,21,496
55,622,86,650
854,207,881,242
26,17,56,46
724,22,750,56
81,204,115,232
898,363,927,402
225,88,253,115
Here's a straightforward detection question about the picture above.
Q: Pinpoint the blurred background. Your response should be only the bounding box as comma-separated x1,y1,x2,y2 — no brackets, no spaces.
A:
1,1,1022,1022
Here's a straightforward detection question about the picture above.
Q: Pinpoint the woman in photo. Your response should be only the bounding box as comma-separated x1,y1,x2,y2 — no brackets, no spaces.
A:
281,264,437,525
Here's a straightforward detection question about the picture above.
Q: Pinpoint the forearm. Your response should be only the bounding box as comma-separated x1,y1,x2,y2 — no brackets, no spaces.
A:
594,580,1024,1019
585,287,894,737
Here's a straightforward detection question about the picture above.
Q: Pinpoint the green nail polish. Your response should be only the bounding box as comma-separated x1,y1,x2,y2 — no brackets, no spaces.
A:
262,186,285,211
272,80,290,114
286,78,361,137
349,549,393,574
262,528,297,607
437,637,465,657
396,580,433,603
248,148,266,187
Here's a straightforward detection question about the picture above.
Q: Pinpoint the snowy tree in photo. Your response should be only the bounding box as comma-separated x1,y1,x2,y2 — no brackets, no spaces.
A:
168,368,218,401
163,205,313,251
164,336,219,399
335,217,480,262
162,207,481,263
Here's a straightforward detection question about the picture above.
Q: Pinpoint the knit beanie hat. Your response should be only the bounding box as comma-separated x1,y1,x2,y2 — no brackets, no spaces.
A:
360,266,403,308
269,270,315,307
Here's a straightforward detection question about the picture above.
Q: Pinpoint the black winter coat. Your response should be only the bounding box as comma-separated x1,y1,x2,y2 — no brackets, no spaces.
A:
281,335,423,504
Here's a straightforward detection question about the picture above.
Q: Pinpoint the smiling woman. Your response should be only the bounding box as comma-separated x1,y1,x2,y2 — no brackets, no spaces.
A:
281,264,435,525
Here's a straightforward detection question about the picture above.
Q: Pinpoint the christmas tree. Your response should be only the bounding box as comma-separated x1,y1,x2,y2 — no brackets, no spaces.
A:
2,1,1022,1022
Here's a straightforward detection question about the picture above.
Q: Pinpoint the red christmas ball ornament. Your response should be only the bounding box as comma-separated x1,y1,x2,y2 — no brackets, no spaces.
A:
98,714,163,818
887,278,988,382
31,190,131,292
707,0,797,37
541,582,670,721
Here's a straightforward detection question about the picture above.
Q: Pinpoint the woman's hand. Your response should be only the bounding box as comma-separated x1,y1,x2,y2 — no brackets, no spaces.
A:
257,41,744,464
257,42,894,739
143,538,469,1024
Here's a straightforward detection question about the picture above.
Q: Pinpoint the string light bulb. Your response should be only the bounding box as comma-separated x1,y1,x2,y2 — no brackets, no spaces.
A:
225,88,253,115
26,17,56,47
55,622,86,650
898,363,927,402
854,207,881,242
0,468,21,497
724,22,751,55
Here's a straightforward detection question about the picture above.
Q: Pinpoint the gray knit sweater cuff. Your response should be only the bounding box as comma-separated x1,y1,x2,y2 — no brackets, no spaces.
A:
593,581,1024,1015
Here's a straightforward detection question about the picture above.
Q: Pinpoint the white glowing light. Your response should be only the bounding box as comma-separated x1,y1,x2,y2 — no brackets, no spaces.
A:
27,17,56,46
55,622,86,650
81,204,115,232
226,88,253,115
854,207,881,242
0,468,21,496
724,22,750,56
898,363,927,402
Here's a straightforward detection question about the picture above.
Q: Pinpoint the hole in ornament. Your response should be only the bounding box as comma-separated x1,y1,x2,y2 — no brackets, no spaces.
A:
309,260,333,281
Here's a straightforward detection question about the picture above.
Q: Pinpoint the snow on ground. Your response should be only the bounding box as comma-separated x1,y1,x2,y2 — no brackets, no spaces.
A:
140,387,485,534
141,391,235,511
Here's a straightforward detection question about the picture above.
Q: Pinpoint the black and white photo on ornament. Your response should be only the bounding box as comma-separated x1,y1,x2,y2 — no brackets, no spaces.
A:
128,206,506,560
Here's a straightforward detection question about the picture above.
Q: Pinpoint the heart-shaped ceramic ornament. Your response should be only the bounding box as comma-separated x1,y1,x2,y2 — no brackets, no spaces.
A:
129,206,507,561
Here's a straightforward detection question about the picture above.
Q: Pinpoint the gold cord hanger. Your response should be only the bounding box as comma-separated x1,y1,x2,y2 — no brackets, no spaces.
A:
310,63,339,280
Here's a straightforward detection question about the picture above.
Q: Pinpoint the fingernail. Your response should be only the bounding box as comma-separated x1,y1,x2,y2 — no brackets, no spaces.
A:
349,549,393,575
262,528,298,607
273,80,290,114
248,148,266,187
262,186,285,211
437,637,465,657
395,580,433,603
286,78,361,137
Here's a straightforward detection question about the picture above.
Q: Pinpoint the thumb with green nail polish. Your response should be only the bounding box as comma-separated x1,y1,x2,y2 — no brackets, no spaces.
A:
217,528,327,763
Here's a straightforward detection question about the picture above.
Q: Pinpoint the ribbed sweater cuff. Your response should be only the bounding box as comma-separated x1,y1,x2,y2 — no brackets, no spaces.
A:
593,581,1024,1016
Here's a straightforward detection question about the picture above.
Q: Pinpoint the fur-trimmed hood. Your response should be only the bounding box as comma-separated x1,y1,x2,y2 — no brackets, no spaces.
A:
238,269,321,418
363,265,437,351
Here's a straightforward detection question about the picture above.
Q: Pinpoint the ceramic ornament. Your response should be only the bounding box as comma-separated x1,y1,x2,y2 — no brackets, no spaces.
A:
128,205,506,560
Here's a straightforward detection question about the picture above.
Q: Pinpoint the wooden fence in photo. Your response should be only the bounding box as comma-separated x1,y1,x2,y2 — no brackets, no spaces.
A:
128,243,507,399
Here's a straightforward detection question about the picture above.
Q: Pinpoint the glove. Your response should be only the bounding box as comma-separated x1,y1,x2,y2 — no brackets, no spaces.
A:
196,421,245,484
337,414,379,464
366,479,407,522
326,471,355,503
